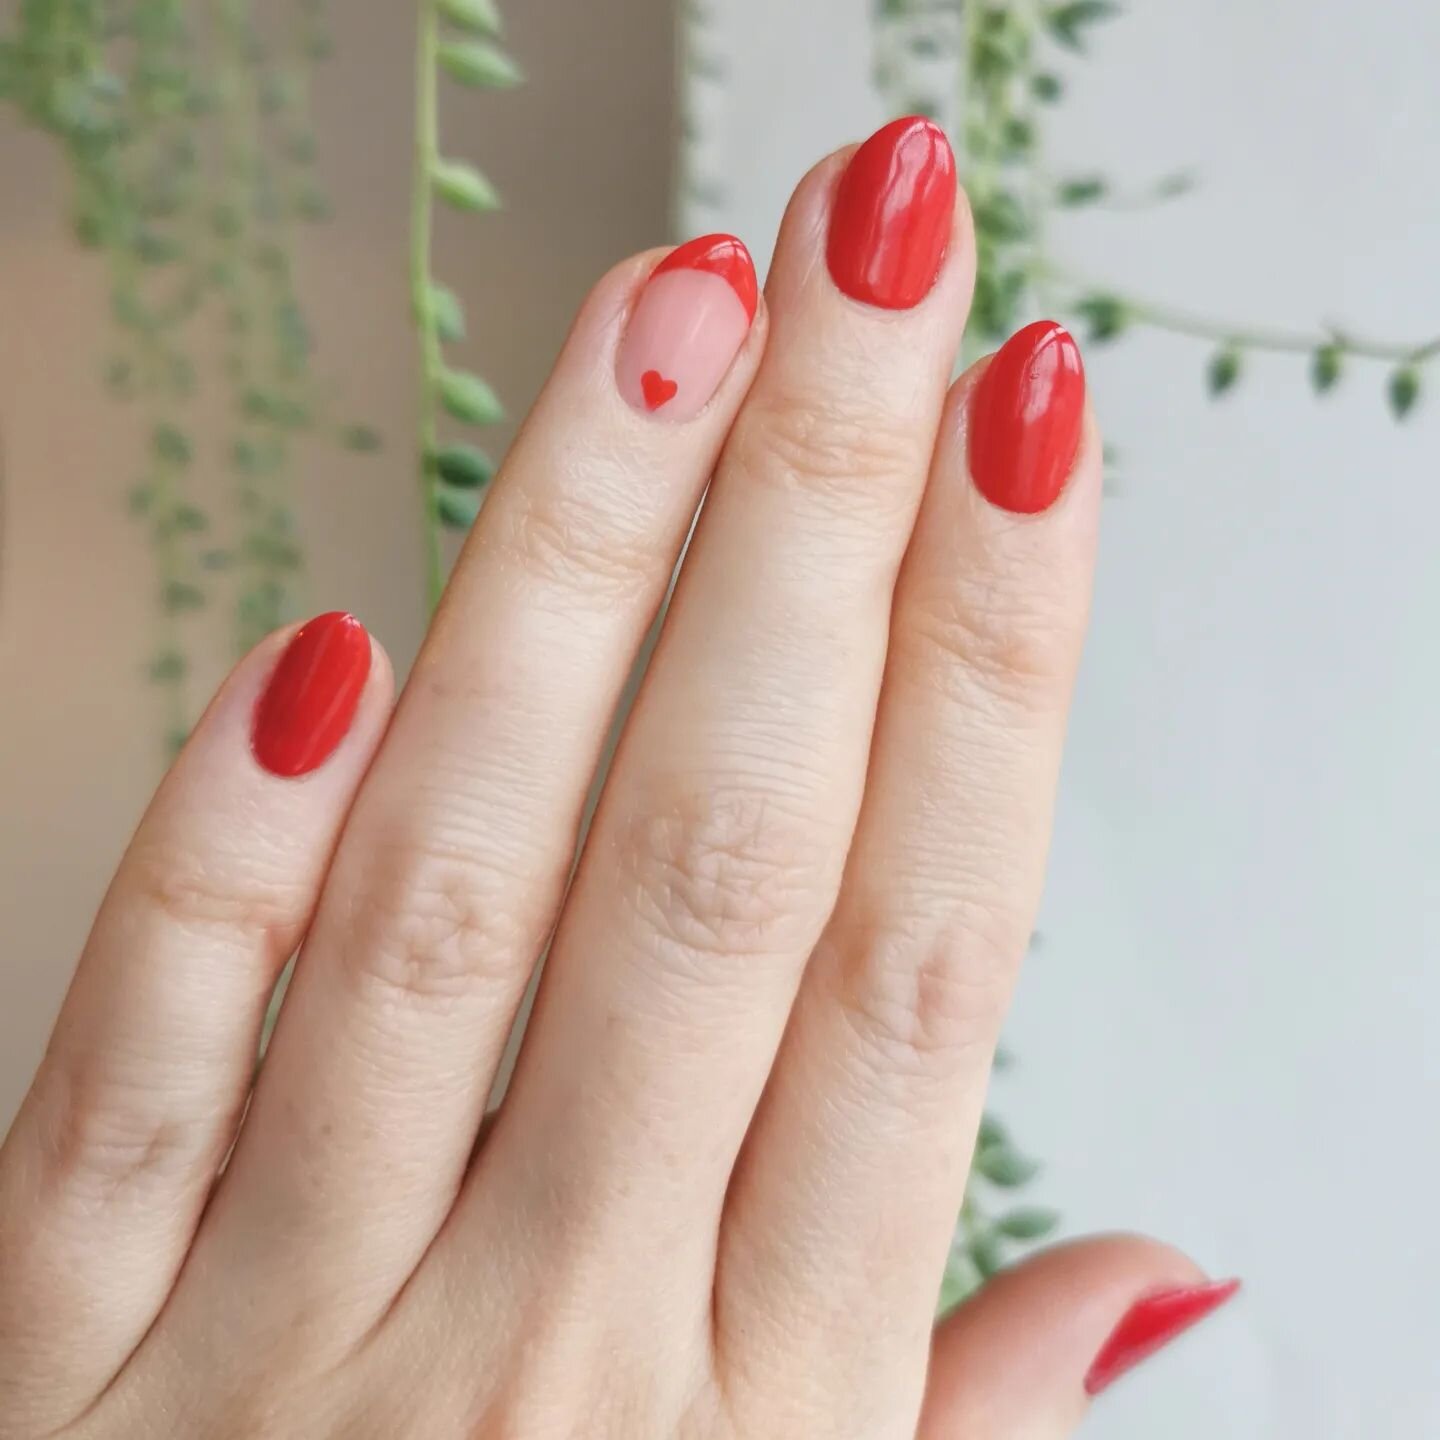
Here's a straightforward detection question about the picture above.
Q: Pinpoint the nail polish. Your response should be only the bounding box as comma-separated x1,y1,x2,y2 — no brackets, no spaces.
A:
826,115,956,310
1084,1278,1241,1397
252,612,371,777
968,319,1086,514
616,233,757,422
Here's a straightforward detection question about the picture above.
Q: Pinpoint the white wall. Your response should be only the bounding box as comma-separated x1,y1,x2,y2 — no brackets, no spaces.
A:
688,2,1440,1435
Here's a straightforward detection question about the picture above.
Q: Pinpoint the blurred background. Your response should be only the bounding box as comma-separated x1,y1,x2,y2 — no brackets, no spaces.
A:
2,1,1437,1435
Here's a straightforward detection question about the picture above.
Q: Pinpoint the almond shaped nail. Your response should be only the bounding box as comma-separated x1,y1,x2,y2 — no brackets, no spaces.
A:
616,233,757,422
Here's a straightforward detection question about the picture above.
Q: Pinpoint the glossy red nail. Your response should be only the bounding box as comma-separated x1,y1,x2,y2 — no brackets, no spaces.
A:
252,612,371,777
1084,1278,1241,1397
826,115,956,310
968,319,1086,514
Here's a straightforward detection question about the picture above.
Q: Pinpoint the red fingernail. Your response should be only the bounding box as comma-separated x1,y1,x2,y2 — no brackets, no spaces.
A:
252,612,371,777
968,319,1086,514
826,115,956,310
1084,1278,1241,1397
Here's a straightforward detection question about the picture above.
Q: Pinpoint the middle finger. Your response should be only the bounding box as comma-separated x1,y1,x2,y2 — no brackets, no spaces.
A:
440,119,973,1307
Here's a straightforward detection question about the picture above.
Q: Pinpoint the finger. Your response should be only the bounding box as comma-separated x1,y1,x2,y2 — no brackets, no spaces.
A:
187,237,766,1333
442,118,972,1310
0,614,390,1435
719,323,1098,1421
919,1237,1241,1438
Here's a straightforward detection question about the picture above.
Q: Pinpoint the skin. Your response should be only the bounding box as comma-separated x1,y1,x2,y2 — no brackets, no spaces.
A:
0,144,1208,1440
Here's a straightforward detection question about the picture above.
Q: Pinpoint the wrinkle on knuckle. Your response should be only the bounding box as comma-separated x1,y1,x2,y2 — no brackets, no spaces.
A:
735,383,921,512
126,841,302,949
616,783,835,966
832,908,1027,1077
500,482,659,605
900,570,1079,703
341,840,540,1008
26,1060,214,1203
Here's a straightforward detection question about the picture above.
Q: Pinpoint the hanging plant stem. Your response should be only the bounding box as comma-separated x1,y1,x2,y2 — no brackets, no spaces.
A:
409,0,518,615
410,0,447,613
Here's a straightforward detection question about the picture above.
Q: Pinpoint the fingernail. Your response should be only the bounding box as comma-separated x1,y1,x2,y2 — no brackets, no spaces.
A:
968,319,1086,514
252,612,371,777
616,233,757,422
826,115,956,310
1084,1278,1241,1397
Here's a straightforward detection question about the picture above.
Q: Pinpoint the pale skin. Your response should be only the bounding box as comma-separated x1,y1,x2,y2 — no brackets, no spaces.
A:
1,142,1215,1439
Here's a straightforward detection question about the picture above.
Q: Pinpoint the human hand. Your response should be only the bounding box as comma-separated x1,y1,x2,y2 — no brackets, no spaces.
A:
0,117,1236,1440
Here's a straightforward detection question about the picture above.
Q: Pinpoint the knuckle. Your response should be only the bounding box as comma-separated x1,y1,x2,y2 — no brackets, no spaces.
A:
900,570,1080,703
500,482,659,605
341,837,541,1008
832,905,1028,1076
617,782,836,966
23,1059,210,1203
126,840,302,947
736,383,921,511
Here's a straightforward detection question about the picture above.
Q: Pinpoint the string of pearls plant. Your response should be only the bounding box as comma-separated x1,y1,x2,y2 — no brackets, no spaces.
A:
409,0,520,614
0,0,366,754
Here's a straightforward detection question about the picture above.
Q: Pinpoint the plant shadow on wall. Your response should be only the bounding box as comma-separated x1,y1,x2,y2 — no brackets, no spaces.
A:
0,0,1432,1317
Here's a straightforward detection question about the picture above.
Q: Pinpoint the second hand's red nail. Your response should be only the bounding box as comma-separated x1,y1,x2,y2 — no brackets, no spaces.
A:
826,115,956,310
252,612,371,777
1084,1278,1242,1397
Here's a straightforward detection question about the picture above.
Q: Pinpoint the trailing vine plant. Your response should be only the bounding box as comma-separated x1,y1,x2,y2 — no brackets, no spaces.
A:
409,0,519,613
875,0,1436,409
0,0,364,754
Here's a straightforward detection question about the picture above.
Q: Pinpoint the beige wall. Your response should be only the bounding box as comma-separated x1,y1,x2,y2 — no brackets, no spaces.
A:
0,0,674,1122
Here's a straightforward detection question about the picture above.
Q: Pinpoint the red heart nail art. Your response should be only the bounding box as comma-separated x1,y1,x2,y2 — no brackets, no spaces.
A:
641,369,679,411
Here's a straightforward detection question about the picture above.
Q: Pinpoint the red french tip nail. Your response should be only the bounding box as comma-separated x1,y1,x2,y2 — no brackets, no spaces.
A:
651,232,759,321
826,115,957,310
252,611,371,777
968,319,1086,514
1084,1278,1242,1397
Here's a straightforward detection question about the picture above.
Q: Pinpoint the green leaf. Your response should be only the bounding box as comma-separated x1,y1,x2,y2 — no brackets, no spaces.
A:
969,1230,1006,1279
938,1250,983,1314
973,1144,1040,1188
199,548,234,571
1031,71,1063,102
1388,365,1421,419
127,484,155,517
1311,343,1343,394
439,369,505,425
433,442,495,488
438,0,504,35
1207,345,1242,396
161,579,206,614
1044,1,1120,50
148,649,187,682
437,484,483,529
427,282,467,342
152,424,192,466
976,1113,1010,1151
168,504,208,533
973,191,1029,243
995,1207,1061,1241
1073,293,1128,343
1057,174,1106,207
438,40,523,88
340,423,383,452
431,158,500,212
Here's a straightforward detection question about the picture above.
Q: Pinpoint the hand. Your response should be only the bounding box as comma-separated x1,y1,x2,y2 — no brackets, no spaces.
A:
0,117,1235,1440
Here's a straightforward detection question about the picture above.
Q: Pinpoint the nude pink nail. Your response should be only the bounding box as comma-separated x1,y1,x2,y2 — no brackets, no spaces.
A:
616,234,757,422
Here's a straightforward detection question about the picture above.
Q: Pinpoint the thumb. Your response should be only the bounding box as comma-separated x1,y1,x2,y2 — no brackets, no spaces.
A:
917,1234,1240,1439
